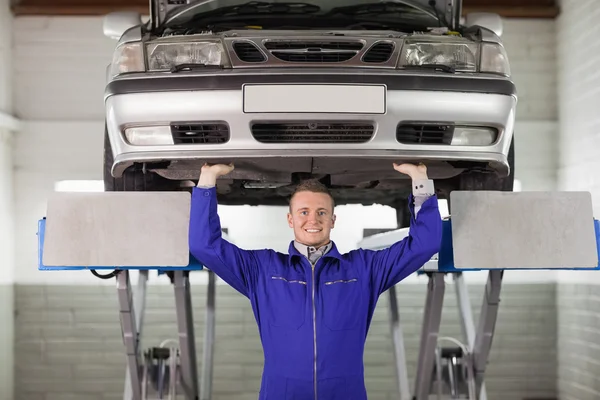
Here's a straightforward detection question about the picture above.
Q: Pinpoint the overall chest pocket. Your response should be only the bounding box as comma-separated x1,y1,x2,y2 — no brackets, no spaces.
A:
321,274,362,331
267,271,308,330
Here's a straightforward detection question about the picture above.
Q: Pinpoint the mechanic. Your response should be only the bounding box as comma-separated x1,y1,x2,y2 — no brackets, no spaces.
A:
189,162,442,400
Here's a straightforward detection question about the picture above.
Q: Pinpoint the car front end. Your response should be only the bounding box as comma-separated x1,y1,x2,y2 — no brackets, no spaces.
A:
103,0,516,207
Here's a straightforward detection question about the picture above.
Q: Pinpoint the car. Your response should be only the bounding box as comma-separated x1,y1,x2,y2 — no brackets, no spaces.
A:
102,0,516,227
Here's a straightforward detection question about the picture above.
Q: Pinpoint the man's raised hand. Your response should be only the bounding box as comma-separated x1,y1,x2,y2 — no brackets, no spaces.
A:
198,163,234,186
202,163,234,177
393,162,429,181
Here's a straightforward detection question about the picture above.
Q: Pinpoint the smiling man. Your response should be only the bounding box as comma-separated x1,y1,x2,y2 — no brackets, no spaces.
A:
189,162,442,400
287,179,337,254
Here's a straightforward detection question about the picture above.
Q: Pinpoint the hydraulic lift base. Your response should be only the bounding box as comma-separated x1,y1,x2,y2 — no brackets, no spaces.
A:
38,190,600,400
364,190,600,400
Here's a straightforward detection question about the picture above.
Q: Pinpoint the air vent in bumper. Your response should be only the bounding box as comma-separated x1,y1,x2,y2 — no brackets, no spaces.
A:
396,123,454,145
263,40,363,62
251,122,374,143
232,42,266,62
362,42,395,63
171,123,229,144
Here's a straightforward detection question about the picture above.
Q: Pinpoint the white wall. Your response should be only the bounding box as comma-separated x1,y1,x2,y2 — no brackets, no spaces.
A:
501,19,559,191
11,16,561,287
0,131,15,285
13,17,115,121
556,0,600,284
0,0,15,398
0,130,15,400
0,0,11,116
0,0,15,285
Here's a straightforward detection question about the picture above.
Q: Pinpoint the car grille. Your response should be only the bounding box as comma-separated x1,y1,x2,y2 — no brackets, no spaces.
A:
171,123,229,144
251,122,374,143
263,40,364,62
362,42,395,63
396,123,454,145
232,42,266,62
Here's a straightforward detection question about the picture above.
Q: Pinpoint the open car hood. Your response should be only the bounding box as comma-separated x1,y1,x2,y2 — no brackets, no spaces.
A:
151,0,460,30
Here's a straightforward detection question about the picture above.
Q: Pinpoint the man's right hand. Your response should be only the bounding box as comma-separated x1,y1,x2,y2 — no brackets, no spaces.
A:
197,163,234,187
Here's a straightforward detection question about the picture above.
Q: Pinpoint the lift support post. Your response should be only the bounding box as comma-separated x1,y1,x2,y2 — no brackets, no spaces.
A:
37,191,206,400
37,190,600,400
359,190,600,400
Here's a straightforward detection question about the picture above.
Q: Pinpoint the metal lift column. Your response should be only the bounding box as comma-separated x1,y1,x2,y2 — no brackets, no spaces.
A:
37,191,211,400
360,190,600,400
173,270,200,399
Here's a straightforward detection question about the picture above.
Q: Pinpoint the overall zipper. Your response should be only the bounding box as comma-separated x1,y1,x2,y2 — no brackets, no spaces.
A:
311,261,317,400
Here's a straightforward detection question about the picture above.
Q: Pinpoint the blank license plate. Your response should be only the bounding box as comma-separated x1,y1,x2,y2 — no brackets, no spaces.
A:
243,84,386,114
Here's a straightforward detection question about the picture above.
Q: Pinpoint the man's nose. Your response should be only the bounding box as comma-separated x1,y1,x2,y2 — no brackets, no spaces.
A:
307,212,319,223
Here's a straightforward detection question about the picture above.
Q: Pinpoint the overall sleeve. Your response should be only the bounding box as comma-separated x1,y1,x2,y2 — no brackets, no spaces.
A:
363,181,443,295
188,186,262,298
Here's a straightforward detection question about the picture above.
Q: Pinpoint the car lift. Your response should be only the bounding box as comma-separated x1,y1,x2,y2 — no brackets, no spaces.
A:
37,190,600,400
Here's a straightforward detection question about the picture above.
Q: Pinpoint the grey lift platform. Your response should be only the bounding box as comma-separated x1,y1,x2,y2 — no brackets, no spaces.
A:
38,192,206,400
37,190,600,400
358,191,600,400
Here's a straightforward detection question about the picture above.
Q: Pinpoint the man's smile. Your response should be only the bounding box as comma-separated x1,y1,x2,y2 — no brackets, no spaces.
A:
305,228,322,233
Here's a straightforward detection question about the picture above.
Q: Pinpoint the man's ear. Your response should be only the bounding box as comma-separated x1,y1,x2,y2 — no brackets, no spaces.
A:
331,213,336,229
287,212,294,228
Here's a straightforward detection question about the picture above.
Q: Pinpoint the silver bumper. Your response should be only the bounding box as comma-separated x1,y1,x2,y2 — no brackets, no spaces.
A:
105,74,517,178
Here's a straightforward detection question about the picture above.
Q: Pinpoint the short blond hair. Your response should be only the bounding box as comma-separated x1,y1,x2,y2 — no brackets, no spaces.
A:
289,180,335,211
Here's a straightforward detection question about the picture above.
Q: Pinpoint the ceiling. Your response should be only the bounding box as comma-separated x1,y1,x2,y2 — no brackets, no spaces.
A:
11,0,560,18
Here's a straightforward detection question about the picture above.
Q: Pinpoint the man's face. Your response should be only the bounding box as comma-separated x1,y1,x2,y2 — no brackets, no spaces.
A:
287,191,336,248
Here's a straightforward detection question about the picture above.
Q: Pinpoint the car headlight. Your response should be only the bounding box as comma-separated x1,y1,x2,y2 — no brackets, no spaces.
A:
480,42,510,75
399,39,510,76
146,41,225,71
401,41,479,72
109,41,145,78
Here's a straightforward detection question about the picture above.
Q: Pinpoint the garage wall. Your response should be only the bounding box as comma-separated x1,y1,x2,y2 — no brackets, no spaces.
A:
504,19,559,193
0,130,15,400
555,1,600,399
0,0,11,115
11,15,559,400
0,0,15,397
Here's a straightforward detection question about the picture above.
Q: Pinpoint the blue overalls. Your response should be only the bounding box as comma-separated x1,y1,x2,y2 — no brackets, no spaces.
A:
189,186,442,399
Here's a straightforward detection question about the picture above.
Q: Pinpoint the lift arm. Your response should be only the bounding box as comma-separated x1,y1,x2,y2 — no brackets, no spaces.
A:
37,190,600,400
359,190,600,400
37,191,206,400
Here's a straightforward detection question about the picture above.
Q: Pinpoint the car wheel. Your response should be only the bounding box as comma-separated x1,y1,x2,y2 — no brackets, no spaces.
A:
103,127,179,192
458,137,515,192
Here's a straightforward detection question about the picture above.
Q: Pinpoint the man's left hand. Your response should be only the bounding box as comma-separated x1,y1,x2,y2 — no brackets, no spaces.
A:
393,163,429,181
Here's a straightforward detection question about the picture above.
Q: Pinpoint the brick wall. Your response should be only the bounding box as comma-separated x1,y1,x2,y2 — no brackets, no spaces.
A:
557,284,600,400
14,280,557,400
555,1,600,399
556,0,600,214
501,18,559,191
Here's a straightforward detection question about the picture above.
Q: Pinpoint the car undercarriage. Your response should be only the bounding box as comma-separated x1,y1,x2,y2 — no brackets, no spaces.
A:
104,129,515,211
102,0,516,225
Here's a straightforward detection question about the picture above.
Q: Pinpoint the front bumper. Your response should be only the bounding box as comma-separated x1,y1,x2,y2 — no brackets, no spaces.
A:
104,71,517,178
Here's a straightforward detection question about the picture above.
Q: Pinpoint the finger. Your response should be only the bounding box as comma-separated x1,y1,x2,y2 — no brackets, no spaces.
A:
394,163,414,173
